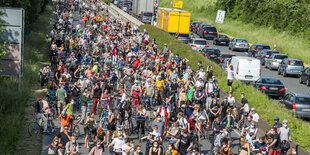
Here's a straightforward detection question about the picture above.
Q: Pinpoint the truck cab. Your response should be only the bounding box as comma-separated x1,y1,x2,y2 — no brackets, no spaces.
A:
140,11,153,24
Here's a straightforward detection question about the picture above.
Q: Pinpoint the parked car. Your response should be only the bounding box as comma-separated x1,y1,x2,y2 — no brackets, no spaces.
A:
280,92,310,119
213,35,230,46
189,38,208,51
175,33,191,44
230,56,261,83
190,21,201,32
198,25,218,40
202,47,221,61
299,67,310,86
278,58,304,77
215,53,235,64
265,53,288,70
257,49,279,65
248,44,271,57
228,38,249,52
253,78,286,98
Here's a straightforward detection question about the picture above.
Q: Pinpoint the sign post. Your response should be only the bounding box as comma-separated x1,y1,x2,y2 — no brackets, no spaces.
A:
0,8,24,91
215,10,226,33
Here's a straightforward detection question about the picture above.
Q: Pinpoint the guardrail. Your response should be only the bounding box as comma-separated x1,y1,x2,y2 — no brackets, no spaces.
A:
103,2,310,155
103,2,144,26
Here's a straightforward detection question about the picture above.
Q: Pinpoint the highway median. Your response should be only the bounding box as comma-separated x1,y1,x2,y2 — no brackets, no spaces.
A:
139,24,310,152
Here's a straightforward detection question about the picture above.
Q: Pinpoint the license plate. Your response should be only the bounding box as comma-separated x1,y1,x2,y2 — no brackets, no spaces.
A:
270,87,278,90
221,42,226,44
245,75,253,79
209,32,213,33
302,109,310,112
240,44,245,47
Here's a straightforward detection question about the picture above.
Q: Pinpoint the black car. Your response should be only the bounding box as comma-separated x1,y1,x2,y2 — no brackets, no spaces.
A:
213,35,230,46
280,92,310,119
198,25,218,40
253,78,286,98
203,47,221,61
300,67,310,86
215,53,235,64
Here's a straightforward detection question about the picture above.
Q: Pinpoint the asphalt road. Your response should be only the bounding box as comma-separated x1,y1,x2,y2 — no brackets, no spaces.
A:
41,4,241,155
189,33,310,95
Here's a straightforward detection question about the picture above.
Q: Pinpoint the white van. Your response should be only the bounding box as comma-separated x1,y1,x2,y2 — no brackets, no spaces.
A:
231,56,261,82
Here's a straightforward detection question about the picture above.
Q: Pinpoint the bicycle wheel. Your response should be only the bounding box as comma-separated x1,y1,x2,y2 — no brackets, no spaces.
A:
127,120,133,136
28,122,40,136
72,125,80,140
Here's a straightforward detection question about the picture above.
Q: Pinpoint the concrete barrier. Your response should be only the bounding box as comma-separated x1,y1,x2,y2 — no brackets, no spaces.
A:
103,2,309,155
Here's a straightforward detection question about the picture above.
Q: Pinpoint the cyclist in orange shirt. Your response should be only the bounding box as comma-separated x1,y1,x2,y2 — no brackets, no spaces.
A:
59,110,73,132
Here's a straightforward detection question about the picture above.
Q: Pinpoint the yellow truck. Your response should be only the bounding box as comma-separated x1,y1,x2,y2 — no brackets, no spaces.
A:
156,7,191,34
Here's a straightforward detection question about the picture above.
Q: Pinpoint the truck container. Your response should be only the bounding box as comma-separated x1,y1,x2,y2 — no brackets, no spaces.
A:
131,0,154,23
156,7,191,34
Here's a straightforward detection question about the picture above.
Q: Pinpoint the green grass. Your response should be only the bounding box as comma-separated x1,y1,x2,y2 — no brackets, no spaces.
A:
159,0,310,65
0,3,51,154
139,24,310,152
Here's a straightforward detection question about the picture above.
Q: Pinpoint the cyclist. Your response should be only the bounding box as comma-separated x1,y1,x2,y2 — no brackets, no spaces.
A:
88,140,103,155
209,98,222,125
84,112,97,148
56,84,67,115
106,107,117,147
59,110,73,132
165,143,179,155
107,135,125,155
32,96,48,133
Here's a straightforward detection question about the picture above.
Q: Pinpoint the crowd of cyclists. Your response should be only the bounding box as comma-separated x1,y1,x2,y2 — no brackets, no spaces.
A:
32,0,297,154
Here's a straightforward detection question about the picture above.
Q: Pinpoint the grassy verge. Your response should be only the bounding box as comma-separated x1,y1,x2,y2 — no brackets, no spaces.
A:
139,24,310,152
0,2,51,154
102,0,110,5
159,0,310,65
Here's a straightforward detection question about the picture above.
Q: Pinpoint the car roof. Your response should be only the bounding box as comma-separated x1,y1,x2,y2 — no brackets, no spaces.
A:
259,77,281,81
289,92,310,98
272,53,287,56
205,47,219,50
284,58,302,61
253,44,270,46
233,38,247,40
192,38,207,41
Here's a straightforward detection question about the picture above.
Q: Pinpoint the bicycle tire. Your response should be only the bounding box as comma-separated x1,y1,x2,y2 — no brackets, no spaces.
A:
72,125,80,139
28,122,40,136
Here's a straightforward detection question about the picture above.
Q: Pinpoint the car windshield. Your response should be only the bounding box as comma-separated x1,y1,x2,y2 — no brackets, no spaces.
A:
236,39,247,43
257,45,271,50
206,27,217,32
178,34,189,37
261,78,282,84
274,55,288,59
194,40,207,45
206,49,220,54
143,12,153,16
266,51,279,55
289,60,303,66
295,97,310,104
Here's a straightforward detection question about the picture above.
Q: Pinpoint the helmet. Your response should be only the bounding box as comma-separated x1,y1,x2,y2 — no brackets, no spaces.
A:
274,116,279,120
61,110,66,117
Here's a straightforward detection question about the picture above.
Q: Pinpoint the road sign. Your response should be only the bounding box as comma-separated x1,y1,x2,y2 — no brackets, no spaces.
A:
215,10,226,24
173,0,183,9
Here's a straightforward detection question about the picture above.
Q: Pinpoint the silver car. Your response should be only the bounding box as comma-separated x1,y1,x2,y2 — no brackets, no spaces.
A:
228,38,249,52
265,53,288,70
189,38,208,52
278,58,304,77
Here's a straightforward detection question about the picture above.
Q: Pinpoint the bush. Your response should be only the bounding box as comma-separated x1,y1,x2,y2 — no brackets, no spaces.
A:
0,2,51,154
102,0,111,5
139,24,310,152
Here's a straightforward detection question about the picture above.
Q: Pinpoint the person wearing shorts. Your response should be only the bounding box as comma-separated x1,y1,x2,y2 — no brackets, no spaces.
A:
56,85,67,115
227,64,234,92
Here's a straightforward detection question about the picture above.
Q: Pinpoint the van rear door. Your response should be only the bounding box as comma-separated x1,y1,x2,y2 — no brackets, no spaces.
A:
238,58,261,81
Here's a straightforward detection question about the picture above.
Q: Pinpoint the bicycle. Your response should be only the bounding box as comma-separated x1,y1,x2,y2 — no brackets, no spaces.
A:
28,114,53,136
199,119,209,140
99,107,109,130
135,117,146,142
70,114,81,140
